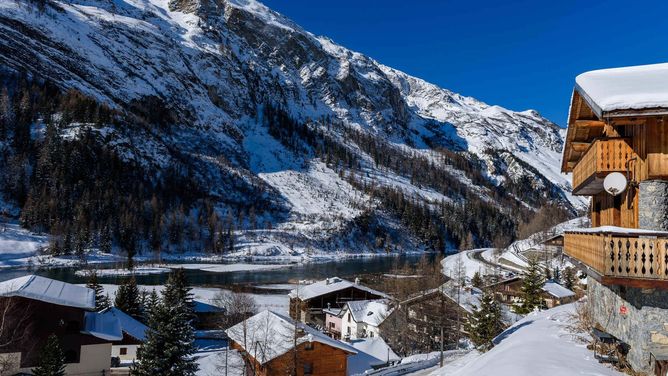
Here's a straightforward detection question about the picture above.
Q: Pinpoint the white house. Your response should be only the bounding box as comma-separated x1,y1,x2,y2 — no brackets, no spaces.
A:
339,300,390,340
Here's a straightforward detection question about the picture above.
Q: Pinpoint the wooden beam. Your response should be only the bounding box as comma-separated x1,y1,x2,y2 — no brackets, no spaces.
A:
574,120,606,128
571,142,591,152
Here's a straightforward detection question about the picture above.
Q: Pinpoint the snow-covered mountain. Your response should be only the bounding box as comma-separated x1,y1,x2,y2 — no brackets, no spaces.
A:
0,0,585,258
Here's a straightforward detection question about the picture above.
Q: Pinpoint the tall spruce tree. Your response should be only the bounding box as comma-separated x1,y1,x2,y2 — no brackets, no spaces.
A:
133,269,197,376
516,258,546,314
464,291,504,351
86,270,110,311
471,271,483,288
114,276,142,320
563,267,576,291
33,334,66,376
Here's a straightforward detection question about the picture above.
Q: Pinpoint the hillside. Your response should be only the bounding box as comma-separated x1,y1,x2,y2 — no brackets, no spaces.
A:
0,0,585,260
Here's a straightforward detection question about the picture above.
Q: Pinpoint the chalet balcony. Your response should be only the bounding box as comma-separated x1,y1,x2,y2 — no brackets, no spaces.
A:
564,228,668,285
571,138,635,195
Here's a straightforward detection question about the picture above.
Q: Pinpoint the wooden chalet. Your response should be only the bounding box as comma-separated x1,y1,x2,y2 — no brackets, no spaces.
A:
561,62,668,374
98,307,148,367
226,310,357,376
0,275,122,375
562,63,668,288
486,277,576,308
289,277,390,327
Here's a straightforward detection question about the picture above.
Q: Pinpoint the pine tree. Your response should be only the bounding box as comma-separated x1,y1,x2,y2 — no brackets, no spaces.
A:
33,334,66,376
552,267,561,284
114,276,142,320
471,271,483,288
563,267,576,291
464,291,504,351
86,270,110,311
133,270,198,376
516,258,546,314
99,225,112,254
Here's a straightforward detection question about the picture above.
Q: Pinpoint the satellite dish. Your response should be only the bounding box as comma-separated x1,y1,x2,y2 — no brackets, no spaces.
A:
603,172,627,196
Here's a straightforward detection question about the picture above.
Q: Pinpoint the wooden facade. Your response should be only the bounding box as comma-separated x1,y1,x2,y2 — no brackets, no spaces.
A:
562,85,668,287
230,340,350,376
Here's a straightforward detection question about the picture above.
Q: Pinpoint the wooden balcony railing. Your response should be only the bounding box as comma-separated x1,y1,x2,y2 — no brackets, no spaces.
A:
571,138,634,195
564,229,668,283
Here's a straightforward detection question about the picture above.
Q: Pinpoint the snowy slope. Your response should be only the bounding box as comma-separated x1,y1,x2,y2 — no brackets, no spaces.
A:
429,304,622,376
0,0,584,257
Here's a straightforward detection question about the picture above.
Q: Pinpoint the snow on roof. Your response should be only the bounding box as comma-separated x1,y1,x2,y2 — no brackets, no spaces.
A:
565,226,668,236
194,300,224,313
99,307,148,341
0,275,95,309
343,300,390,327
440,281,482,315
347,337,400,375
576,63,668,117
225,310,357,365
542,281,575,299
288,277,389,301
82,311,123,341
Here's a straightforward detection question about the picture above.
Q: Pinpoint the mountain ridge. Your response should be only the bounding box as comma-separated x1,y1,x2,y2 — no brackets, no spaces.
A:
0,0,583,258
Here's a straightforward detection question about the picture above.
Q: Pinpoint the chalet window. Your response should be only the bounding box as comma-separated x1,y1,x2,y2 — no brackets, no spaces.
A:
329,322,335,328
370,332,374,338
303,362,314,375
305,342,314,351
348,313,351,322
120,347,128,355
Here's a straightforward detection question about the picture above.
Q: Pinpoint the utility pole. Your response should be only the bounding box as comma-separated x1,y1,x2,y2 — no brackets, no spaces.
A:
440,326,444,367
225,342,228,376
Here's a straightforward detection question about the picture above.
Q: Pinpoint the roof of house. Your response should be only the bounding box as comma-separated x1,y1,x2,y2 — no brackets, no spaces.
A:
288,277,389,301
347,337,400,375
0,275,95,310
575,62,668,117
82,311,123,341
225,310,357,365
194,300,224,313
440,281,522,325
542,280,575,299
99,307,148,341
343,300,390,327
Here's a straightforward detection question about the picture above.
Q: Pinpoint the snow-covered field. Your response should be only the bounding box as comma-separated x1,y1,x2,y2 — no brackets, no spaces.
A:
420,303,622,376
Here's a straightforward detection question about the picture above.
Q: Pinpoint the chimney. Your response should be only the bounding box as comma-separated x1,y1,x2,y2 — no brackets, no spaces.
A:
354,277,360,285
327,302,331,309
326,278,331,285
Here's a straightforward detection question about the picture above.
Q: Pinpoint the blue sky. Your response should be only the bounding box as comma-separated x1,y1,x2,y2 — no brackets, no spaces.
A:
261,0,668,126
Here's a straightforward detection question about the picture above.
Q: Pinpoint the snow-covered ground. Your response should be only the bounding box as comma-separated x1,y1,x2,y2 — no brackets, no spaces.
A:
420,303,622,376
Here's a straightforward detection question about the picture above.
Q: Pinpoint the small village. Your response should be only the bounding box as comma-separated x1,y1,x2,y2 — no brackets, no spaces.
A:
1,0,667,375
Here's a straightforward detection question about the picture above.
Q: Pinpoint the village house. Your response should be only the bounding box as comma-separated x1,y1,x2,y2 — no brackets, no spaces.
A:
326,299,390,341
226,310,357,376
0,275,122,375
98,306,148,367
289,277,389,327
561,62,668,374
193,299,224,329
487,277,576,309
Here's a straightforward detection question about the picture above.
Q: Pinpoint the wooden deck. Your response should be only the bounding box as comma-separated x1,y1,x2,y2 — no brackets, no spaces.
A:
571,138,635,195
564,229,668,287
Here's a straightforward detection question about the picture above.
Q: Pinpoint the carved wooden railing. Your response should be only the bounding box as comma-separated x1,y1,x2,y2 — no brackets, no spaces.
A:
564,229,668,281
572,138,634,194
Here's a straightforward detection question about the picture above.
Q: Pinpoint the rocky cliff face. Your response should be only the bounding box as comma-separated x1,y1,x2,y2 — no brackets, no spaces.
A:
0,0,584,256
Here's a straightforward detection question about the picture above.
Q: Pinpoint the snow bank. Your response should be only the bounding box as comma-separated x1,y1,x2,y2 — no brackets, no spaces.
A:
429,304,622,376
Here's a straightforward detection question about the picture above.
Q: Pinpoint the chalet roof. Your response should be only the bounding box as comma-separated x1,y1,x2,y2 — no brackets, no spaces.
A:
347,337,400,375
82,311,123,341
576,63,668,118
343,300,390,327
99,307,148,341
542,280,575,299
288,277,389,301
225,310,357,365
0,275,95,310
193,300,224,313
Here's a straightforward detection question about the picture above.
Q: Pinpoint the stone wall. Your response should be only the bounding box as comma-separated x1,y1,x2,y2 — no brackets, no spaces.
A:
639,180,668,231
588,276,668,374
